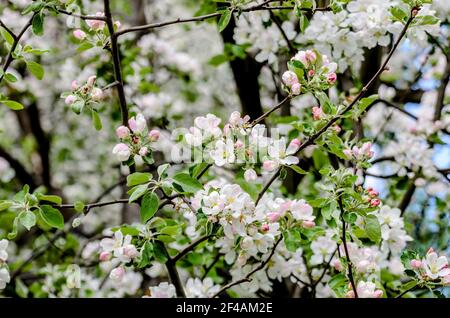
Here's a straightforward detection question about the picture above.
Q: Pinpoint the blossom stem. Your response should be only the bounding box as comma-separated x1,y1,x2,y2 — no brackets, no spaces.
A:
396,283,418,298
211,235,282,298
0,13,36,84
338,196,358,298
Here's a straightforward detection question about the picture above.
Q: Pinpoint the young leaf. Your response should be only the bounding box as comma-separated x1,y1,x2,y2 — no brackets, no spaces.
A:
32,13,44,36
2,100,24,110
289,165,307,175
140,192,159,223
39,205,64,229
4,73,17,83
36,193,62,205
172,173,203,193
19,211,36,230
91,110,102,131
26,61,44,80
128,184,148,203
365,214,381,243
218,10,232,32
127,172,152,187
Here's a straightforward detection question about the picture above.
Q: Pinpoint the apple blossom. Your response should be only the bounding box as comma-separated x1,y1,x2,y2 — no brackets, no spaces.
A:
0,239,8,263
147,282,177,298
282,71,299,87
116,126,130,139
244,168,257,182
291,83,302,95
112,143,131,162
312,107,323,120
87,75,97,87
139,147,149,157
73,29,86,40
65,95,76,105
148,129,160,142
0,267,10,290
109,266,126,282
86,12,106,30
90,87,104,101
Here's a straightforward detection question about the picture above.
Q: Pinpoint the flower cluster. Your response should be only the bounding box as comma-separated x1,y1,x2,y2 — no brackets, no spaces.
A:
282,50,338,96
343,142,374,162
72,12,120,47
112,114,160,163
62,75,105,114
377,206,412,254
346,281,383,298
409,248,450,284
99,231,139,282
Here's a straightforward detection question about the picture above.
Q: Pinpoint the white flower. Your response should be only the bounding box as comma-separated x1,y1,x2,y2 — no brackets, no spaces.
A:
185,278,220,298
100,231,137,263
244,168,258,182
267,138,300,167
290,200,314,222
0,267,10,290
350,281,383,298
0,239,8,263
210,139,236,166
112,143,131,162
422,251,450,280
147,282,177,298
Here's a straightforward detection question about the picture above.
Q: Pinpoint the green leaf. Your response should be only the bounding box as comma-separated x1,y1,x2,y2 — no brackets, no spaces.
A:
413,15,440,26
218,10,232,32
91,110,102,131
36,193,62,205
77,42,94,52
300,14,309,33
390,6,408,22
0,27,14,46
32,13,44,36
172,173,203,193
157,164,170,179
39,205,64,229
128,184,148,203
365,214,381,243
7,217,19,239
289,165,307,175
153,241,169,263
140,192,159,223
208,54,229,66
4,73,17,83
127,172,152,187
2,100,24,110
26,61,44,80
137,241,153,269
0,200,13,211
19,211,36,231
15,278,29,298
74,201,85,213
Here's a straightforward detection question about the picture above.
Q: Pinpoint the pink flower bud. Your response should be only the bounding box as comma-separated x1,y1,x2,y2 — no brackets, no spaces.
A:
261,224,270,232
267,212,282,223
149,129,160,142
305,50,317,64
327,72,337,84
128,118,137,132
263,160,277,172
373,290,383,298
229,111,242,126
370,198,381,207
333,125,341,133
332,259,343,271
139,146,149,157
291,83,301,96
116,125,130,139
282,71,299,87
427,247,434,255
302,220,315,228
287,138,301,153
112,143,131,162
110,266,125,281
410,259,422,269
65,95,76,105
312,107,323,120
99,251,111,262
223,123,231,134
343,149,353,159
90,87,103,101
308,69,315,77
87,75,96,87
87,12,105,30
235,140,244,149
244,168,257,182
346,290,355,298
73,29,86,40
71,80,79,90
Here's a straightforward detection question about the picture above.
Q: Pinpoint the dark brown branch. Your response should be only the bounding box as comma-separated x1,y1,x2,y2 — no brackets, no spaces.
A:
0,20,17,40
56,9,107,21
171,235,214,263
104,0,129,126
0,13,36,84
338,197,358,298
211,236,282,298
